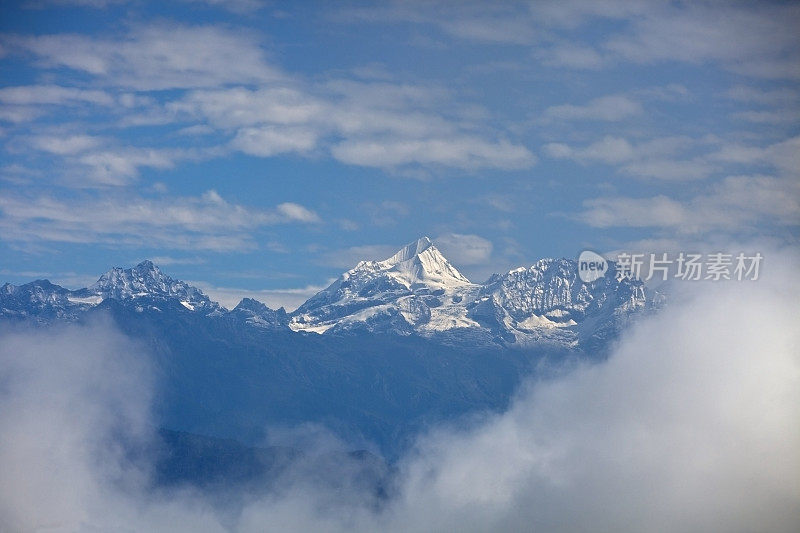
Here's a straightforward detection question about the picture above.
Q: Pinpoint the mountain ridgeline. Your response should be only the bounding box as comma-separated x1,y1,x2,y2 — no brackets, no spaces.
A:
1,237,648,349
0,238,655,458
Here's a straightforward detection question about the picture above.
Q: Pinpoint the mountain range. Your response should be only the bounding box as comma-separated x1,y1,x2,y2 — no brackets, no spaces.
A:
0,238,657,457
1,237,649,350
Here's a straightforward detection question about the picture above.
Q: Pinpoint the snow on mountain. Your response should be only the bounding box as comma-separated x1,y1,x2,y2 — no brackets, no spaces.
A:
468,258,646,347
290,237,482,335
376,236,471,287
90,260,220,313
291,238,648,347
0,260,229,321
0,279,91,321
0,239,653,348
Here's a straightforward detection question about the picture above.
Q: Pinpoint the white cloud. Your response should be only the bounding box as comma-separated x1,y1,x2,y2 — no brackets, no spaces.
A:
526,0,650,29
331,137,535,170
347,2,800,79
544,136,635,164
177,124,215,136
433,233,493,265
603,2,800,79
174,87,324,129
537,44,605,69
1,247,798,532
0,321,228,532
231,126,318,157
580,195,688,230
3,26,535,174
619,159,717,181
276,202,321,223
323,79,448,109
388,261,800,532
544,95,643,121
723,85,800,125
25,144,227,187
634,82,690,101
0,85,115,123
5,24,282,90
725,85,799,105
0,84,113,106
548,134,800,185
147,256,206,266
354,1,542,47
28,134,104,155
0,190,321,251
732,109,800,125
545,135,715,180
174,82,534,171
77,148,180,185
0,106,41,123
26,0,129,7
580,175,800,233
712,136,800,176
546,135,696,163
180,0,265,14
705,175,800,224
320,244,402,269
362,200,410,227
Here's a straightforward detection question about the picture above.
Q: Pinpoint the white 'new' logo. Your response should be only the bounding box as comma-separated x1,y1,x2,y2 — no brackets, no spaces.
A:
578,250,608,282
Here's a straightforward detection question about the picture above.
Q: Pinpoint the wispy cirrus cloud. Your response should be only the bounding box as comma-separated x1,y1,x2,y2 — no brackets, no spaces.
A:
731,110,800,126
544,135,718,181
15,131,227,186
0,84,115,123
603,2,800,79
349,1,800,79
172,80,535,171
3,23,283,90
543,94,643,122
0,84,114,106
2,25,535,174
725,85,799,106
179,0,265,14
0,1,797,267
23,0,129,7
547,134,800,186
27,134,105,155
711,136,800,176
0,190,321,251
579,175,800,234
319,244,402,269
536,43,605,69
433,233,493,266
230,126,319,158
331,136,534,171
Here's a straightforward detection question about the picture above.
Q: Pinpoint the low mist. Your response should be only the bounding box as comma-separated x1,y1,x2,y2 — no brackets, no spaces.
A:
1,249,798,532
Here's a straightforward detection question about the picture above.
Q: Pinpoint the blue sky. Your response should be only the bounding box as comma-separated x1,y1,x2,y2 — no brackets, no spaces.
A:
0,0,798,309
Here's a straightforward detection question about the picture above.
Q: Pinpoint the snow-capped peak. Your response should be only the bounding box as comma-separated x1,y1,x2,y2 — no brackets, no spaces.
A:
374,237,471,288
382,236,434,265
94,260,170,296
291,237,479,334
91,260,218,311
2,247,653,350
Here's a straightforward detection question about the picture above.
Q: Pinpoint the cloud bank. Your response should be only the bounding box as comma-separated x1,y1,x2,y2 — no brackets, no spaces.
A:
1,247,798,532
